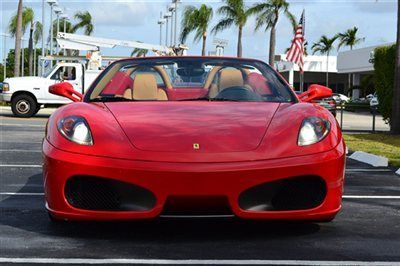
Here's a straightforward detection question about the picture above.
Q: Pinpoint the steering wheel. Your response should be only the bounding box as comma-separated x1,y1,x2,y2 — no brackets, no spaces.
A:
215,86,262,101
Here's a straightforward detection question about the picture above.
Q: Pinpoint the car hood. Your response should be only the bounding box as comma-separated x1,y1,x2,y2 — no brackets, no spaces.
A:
105,102,280,153
5,76,47,86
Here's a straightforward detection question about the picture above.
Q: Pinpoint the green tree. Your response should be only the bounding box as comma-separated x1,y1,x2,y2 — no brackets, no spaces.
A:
8,6,42,76
374,45,395,127
130,48,148,57
180,4,213,56
393,0,400,134
248,0,294,67
312,35,337,87
336,26,364,93
71,11,94,35
212,0,252,57
49,12,93,56
337,26,364,51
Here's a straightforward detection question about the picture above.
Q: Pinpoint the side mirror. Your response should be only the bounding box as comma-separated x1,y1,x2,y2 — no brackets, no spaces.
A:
49,82,83,102
298,84,332,103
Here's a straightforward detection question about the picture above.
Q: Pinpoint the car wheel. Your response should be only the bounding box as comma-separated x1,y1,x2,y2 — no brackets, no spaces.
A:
11,94,37,118
34,105,41,115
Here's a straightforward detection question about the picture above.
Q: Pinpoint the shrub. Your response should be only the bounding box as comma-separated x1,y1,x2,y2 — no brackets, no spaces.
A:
373,45,395,125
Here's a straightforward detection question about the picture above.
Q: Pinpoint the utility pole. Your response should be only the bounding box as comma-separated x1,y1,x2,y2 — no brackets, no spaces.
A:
172,0,181,45
164,12,171,46
41,0,45,75
158,12,165,46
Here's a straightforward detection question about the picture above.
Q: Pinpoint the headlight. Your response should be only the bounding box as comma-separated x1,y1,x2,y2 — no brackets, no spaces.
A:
2,83,9,92
57,116,93,145
298,117,330,146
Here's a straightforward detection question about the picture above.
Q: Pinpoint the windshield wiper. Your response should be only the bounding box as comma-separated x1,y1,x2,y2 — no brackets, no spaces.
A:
90,96,135,102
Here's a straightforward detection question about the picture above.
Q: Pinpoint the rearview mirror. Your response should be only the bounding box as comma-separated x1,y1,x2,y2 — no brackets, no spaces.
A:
49,82,83,102
298,84,332,103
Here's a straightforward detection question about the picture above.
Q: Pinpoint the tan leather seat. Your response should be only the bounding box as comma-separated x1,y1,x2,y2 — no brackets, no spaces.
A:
123,74,168,101
209,68,244,98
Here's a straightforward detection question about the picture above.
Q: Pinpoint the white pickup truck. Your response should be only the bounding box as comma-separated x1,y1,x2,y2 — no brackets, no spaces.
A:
0,62,101,117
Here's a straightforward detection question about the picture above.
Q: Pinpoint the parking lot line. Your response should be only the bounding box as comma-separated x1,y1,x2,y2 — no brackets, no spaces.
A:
0,258,399,265
0,123,45,127
342,195,400,199
346,169,392,172
0,149,41,152
0,164,42,168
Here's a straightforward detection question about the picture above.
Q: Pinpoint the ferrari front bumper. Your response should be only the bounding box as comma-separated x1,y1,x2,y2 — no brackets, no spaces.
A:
43,139,346,221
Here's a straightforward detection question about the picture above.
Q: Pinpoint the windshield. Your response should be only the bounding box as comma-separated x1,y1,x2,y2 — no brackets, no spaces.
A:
87,57,295,103
42,65,58,78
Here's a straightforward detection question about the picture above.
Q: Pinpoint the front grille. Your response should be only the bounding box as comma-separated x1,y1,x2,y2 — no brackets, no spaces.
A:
162,196,232,216
238,176,327,211
65,176,156,211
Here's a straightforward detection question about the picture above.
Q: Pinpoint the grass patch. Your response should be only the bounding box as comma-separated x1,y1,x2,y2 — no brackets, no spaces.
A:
343,134,400,168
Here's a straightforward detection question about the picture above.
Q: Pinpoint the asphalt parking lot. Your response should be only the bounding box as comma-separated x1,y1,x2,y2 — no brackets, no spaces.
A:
0,108,400,265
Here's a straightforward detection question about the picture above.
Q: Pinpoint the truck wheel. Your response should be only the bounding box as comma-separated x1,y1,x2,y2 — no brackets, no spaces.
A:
11,94,37,118
34,105,41,115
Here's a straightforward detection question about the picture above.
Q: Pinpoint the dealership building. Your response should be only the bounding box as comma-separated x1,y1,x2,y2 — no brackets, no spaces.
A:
276,43,393,97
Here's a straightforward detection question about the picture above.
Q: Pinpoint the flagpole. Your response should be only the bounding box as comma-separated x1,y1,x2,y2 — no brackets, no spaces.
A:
301,9,305,93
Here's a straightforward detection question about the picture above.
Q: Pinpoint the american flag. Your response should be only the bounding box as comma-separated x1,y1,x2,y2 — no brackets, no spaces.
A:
286,11,305,73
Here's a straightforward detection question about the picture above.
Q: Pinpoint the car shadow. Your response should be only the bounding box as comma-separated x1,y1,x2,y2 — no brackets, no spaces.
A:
0,173,322,242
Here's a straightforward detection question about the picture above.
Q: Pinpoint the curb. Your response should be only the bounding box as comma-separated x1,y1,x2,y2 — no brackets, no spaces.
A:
349,151,389,167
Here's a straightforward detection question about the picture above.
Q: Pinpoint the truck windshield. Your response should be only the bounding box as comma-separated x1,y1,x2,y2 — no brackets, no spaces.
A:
42,65,58,78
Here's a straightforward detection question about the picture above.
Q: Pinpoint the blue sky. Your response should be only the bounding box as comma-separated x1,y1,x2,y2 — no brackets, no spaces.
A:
0,0,397,62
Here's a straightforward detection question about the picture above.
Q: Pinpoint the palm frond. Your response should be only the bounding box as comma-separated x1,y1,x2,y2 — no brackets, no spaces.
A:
212,18,234,34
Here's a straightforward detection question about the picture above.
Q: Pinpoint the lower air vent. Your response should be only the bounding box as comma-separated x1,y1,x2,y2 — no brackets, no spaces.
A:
65,176,156,211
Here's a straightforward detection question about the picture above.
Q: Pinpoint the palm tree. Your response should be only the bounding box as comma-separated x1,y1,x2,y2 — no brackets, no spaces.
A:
336,26,364,94
131,48,148,57
71,11,94,35
212,0,252,57
248,0,294,67
11,0,23,77
337,27,364,51
312,35,338,87
49,11,93,56
180,4,213,56
9,6,42,76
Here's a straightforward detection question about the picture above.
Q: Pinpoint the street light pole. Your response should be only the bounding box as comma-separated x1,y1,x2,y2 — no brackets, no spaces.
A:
172,0,180,45
47,0,58,68
60,13,68,55
169,4,175,47
54,7,63,56
21,38,24,76
41,0,45,75
157,12,165,46
1,33,8,80
164,12,171,47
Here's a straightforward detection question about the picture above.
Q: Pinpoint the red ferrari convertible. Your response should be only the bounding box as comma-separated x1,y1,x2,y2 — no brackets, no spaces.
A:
43,57,345,222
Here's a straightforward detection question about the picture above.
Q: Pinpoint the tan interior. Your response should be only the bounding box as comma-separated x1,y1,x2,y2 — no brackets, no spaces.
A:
123,74,168,101
209,68,244,98
153,66,173,89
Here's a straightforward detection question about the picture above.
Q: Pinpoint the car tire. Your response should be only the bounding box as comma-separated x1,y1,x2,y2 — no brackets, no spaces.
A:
11,94,37,118
34,105,41,115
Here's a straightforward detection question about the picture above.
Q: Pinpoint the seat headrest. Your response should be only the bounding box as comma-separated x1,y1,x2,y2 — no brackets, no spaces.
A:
246,73,272,95
133,74,158,100
219,69,244,91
